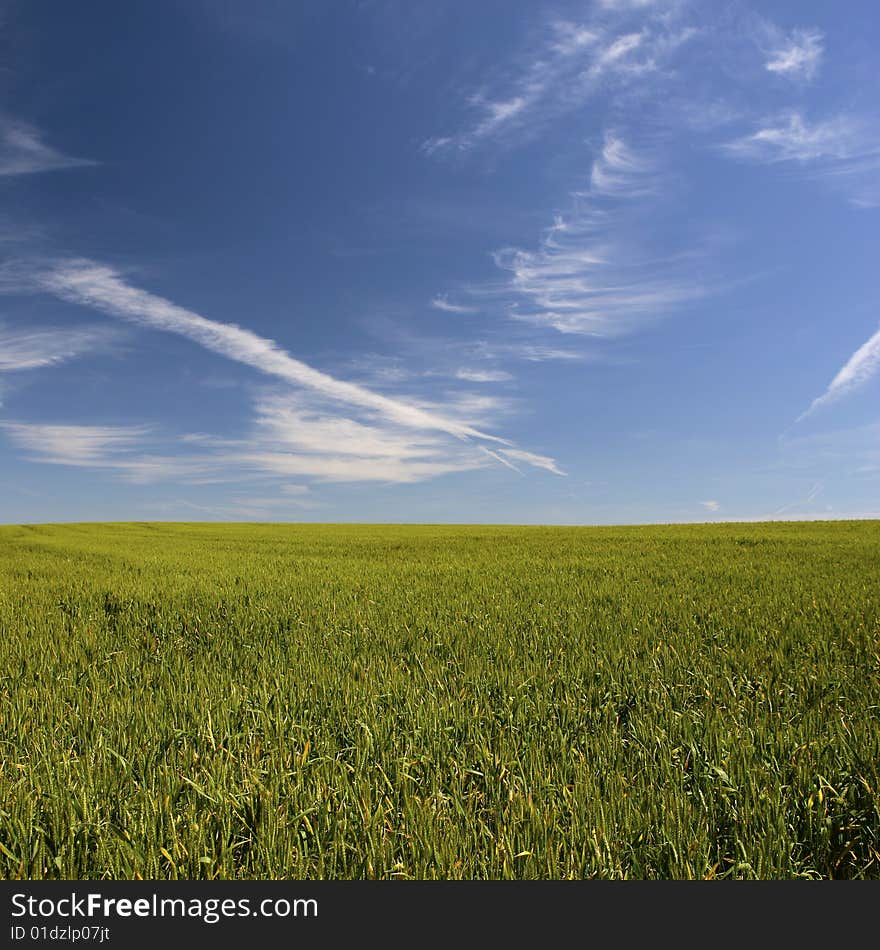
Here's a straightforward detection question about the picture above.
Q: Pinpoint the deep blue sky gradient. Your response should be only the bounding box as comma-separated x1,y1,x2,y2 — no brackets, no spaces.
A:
1,0,878,523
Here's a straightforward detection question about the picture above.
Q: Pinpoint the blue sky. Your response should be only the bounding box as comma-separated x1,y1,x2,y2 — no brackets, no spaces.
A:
1,0,878,524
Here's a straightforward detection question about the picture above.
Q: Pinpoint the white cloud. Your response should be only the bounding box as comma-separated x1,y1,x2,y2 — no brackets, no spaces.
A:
241,450,486,484
700,500,720,512
549,22,600,57
586,32,645,79
475,95,529,133
454,368,513,383
597,0,658,9
230,392,500,483
765,27,823,81
0,413,490,486
0,422,150,466
0,324,121,372
473,342,586,362
253,393,445,462
721,112,880,207
497,447,566,476
36,259,506,444
722,113,865,164
0,119,96,177
2,260,566,486
490,137,711,337
590,132,659,197
243,387,538,484
799,323,880,419
423,11,693,155
431,295,477,314
420,136,452,156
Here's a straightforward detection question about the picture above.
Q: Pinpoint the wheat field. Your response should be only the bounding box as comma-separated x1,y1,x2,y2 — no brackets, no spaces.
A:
1,521,878,879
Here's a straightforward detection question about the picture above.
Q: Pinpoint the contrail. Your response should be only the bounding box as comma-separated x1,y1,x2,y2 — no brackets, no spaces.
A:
41,259,510,445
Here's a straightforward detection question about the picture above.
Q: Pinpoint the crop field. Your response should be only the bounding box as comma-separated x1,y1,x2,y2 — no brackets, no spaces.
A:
1,520,878,880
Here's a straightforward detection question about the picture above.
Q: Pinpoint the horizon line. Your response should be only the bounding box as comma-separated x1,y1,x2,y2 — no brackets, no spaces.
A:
2,516,877,529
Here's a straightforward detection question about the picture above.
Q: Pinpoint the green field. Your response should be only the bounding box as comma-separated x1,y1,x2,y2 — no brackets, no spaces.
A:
1,521,878,879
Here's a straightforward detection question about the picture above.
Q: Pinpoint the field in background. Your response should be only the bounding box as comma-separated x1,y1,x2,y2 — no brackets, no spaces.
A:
1,521,878,879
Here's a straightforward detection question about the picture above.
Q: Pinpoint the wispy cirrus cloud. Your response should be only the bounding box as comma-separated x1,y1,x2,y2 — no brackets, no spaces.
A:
762,26,823,81
798,323,880,420
0,420,235,484
597,0,660,9
589,133,659,197
252,392,450,465
721,112,880,207
421,21,598,153
469,341,587,363
2,259,564,484
0,422,150,467
722,112,872,164
455,368,513,383
242,447,486,484
0,324,122,372
0,392,500,486
0,118,96,177
237,388,510,483
422,13,695,155
496,242,704,336
495,447,565,476
488,135,712,337
431,295,477,314
33,258,505,444
585,31,645,80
